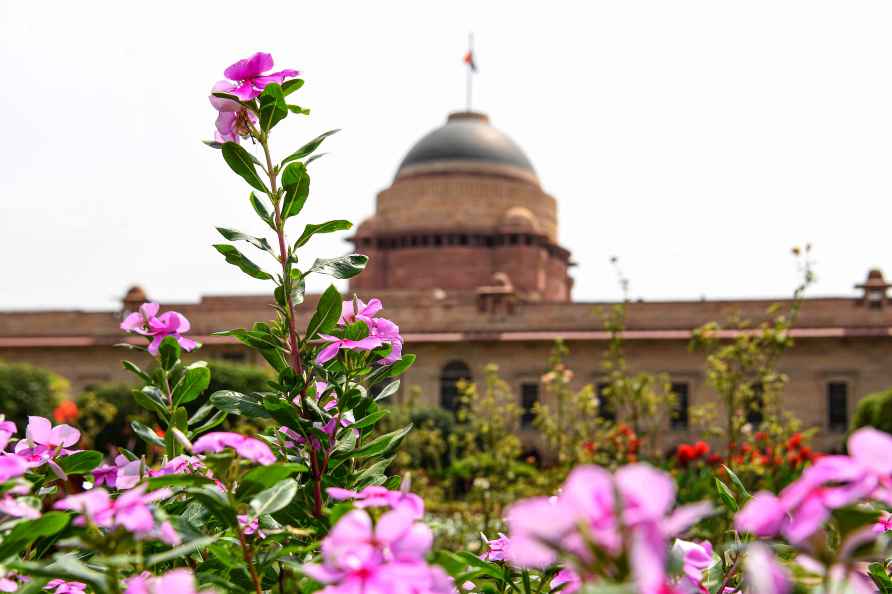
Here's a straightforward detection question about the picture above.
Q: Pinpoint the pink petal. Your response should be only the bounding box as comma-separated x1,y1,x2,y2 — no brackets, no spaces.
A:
209,80,241,112
26,416,52,445
327,487,359,500
120,311,146,333
177,336,198,352
848,427,892,474
253,69,300,88
51,424,80,448
316,341,343,364
147,335,164,356
139,302,160,320
224,52,274,81
156,569,198,593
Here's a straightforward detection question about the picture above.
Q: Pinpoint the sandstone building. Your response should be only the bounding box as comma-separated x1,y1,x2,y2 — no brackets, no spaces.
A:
2,111,890,450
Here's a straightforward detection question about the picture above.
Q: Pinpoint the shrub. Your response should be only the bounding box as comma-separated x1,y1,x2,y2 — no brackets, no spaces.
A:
852,388,892,434
0,359,68,428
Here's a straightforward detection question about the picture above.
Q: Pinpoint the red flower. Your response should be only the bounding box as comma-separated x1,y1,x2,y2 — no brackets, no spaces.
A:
52,400,79,424
693,441,710,457
706,453,723,465
787,433,802,449
754,431,767,442
676,444,696,465
582,441,596,454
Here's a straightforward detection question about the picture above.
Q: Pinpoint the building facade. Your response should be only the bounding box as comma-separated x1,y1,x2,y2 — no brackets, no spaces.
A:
1,111,891,450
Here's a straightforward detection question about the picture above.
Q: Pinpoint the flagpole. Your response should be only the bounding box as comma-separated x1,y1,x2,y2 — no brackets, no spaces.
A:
466,32,474,112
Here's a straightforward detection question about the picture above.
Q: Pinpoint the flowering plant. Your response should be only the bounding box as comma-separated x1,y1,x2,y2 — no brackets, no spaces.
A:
1,52,892,594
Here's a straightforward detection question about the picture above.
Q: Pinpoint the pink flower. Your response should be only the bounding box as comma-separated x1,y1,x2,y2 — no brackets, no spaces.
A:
0,495,40,519
672,539,714,590
734,491,786,537
124,568,215,594
120,302,198,356
551,568,581,593
192,432,275,465
44,580,87,594
302,509,451,594
238,514,267,539
316,298,403,365
316,334,385,365
327,486,424,519
735,427,892,544
0,455,28,482
211,97,258,144
506,464,710,594
14,416,80,468
745,544,791,594
211,52,299,104
339,298,382,326
54,485,173,540
479,533,511,562
873,511,892,533
0,421,16,451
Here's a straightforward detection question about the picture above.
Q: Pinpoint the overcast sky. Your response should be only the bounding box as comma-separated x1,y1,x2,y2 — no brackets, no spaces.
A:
2,1,891,311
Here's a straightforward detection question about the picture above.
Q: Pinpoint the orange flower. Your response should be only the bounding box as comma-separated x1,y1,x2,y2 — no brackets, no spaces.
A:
52,400,79,424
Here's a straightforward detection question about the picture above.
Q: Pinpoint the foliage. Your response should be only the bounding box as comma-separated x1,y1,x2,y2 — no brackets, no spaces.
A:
690,244,816,453
0,359,69,429
852,387,892,435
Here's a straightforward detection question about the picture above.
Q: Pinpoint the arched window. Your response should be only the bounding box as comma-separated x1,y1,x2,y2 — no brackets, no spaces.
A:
440,360,472,413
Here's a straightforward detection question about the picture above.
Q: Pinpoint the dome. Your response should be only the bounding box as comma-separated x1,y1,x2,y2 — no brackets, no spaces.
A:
396,112,537,183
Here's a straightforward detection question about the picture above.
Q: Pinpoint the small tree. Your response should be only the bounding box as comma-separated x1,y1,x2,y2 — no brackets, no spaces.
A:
690,245,816,453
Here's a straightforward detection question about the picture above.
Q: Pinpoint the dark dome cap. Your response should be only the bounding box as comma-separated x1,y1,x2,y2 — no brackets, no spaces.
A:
395,112,537,184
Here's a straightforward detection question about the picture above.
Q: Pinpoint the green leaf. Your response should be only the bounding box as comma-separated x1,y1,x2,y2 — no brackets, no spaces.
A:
213,244,272,280
306,284,342,340
259,83,288,132
210,390,271,419
281,78,304,96
131,420,165,448
172,362,211,407
287,104,311,116
374,380,400,401
281,162,310,220
58,451,102,475
307,254,368,279
13,554,109,593
186,486,237,527
147,474,216,490
250,479,297,518
387,354,416,377
122,360,151,383
294,220,353,249
722,465,752,500
216,227,273,253
281,129,340,165
133,386,169,419
0,512,70,559
221,142,268,193
714,477,738,512
158,335,181,370
868,562,892,594
146,535,218,566
237,463,309,500
832,506,882,539
249,192,275,230
351,424,413,459
191,410,228,435
352,409,389,430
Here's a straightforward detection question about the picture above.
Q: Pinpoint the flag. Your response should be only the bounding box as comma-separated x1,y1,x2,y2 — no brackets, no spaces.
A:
464,50,477,73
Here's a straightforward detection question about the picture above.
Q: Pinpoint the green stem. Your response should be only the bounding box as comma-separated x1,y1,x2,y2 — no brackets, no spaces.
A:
256,132,325,518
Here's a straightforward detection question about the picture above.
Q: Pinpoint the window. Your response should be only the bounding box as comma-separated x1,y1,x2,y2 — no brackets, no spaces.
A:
827,381,848,432
670,382,689,430
596,383,616,422
440,361,472,414
520,383,539,428
747,382,764,426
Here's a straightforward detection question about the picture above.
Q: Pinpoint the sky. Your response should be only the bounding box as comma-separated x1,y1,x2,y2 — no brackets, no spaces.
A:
2,1,891,310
